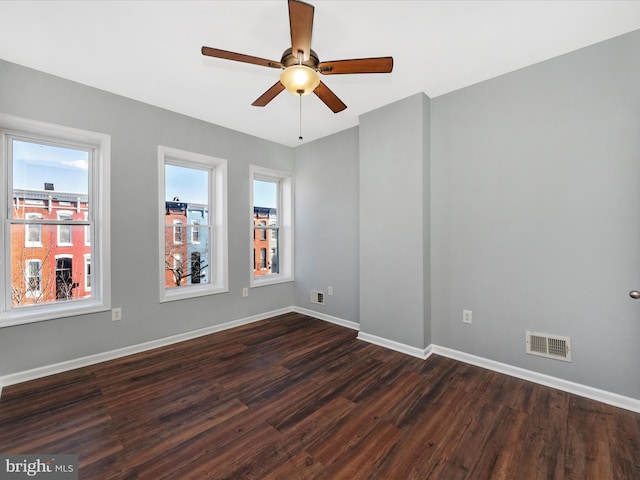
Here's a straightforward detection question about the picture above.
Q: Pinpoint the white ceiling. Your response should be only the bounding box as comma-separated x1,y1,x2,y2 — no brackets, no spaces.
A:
1,1,639,147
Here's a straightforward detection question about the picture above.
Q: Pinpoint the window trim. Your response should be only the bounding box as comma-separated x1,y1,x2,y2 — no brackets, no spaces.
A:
158,145,228,302
250,165,294,288
0,113,111,327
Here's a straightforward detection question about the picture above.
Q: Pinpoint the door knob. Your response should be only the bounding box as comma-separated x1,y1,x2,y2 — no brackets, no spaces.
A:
630,290,640,299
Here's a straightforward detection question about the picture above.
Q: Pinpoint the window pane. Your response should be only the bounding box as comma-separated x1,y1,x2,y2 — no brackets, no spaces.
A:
25,213,43,246
163,161,211,291
253,179,279,278
164,225,210,288
173,219,184,244
58,213,74,245
27,224,41,243
253,226,278,277
12,139,89,219
10,224,91,306
270,230,279,274
165,164,207,204
191,220,200,243
9,138,92,309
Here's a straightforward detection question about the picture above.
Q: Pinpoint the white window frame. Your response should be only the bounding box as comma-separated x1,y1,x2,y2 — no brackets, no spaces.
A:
0,113,111,327
250,165,294,287
158,146,228,302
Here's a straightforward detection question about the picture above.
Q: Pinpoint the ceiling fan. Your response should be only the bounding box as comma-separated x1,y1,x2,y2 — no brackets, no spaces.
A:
201,0,393,113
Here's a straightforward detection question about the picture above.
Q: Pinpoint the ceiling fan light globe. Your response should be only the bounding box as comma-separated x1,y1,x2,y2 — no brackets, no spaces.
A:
280,65,320,96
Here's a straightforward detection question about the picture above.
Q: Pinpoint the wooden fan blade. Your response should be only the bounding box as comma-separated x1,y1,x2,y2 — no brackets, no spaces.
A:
201,46,282,69
313,81,347,113
288,0,314,61
318,57,394,75
252,81,286,107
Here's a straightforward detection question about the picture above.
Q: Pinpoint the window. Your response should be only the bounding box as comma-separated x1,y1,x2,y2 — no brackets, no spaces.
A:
55,256,73,300
191,220,200,244
25,260,42,298
250,165,293,287
0,113,111,326
173,219,184,244
57,211,73,246
158,146,227,302
25,213,42,247
191,252,201,284
260,248,267,269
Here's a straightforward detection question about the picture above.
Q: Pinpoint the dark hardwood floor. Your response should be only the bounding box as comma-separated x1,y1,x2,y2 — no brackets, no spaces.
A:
1,312,639,479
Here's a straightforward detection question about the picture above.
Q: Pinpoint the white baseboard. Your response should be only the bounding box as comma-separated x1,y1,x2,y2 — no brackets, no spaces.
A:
353,331,640,413
0,307,293,397
431,345,640,413
292,306,360,331
2,308,638,413
357,331,432,360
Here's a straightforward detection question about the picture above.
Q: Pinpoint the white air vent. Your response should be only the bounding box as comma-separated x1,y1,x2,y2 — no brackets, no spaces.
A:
526,330,571,362
310,290,325,305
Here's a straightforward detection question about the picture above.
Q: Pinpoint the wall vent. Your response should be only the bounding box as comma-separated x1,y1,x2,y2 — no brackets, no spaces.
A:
526,330,571,362
310,290,325,305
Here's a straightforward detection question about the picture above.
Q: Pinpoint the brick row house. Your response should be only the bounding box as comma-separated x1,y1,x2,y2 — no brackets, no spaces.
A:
253,206,278,276
164,200,209,289
11,188,91,306
12,190,275,304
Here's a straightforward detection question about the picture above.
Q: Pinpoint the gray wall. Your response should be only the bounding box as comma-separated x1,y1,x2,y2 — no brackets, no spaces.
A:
2,28,640,401
294,127,360,322
359,93,431,349
0,59,295,375
431,30,640,398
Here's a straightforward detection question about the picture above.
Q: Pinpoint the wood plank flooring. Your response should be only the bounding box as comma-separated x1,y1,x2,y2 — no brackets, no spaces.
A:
1,312,639,479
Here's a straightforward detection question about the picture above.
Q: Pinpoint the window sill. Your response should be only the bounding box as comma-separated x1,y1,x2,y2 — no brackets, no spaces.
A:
251,274,294,288
160,285,229,303
0,300,110,328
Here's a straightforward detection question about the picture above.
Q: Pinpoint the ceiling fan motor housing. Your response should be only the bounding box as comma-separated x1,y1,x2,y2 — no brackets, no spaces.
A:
280,48,320,69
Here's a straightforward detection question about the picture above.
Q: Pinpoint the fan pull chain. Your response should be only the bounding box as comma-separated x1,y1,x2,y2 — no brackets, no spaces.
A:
298,91,303,140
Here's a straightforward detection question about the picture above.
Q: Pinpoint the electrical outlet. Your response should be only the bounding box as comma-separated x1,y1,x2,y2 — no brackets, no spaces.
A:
328,286,333,296
463,310,472,324
242,287,249,297
112,307,122,321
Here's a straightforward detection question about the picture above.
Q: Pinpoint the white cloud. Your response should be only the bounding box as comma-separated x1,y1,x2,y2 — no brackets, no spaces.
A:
61,159,89,170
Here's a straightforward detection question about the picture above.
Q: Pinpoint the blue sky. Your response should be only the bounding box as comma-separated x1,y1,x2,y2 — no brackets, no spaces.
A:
253,180,277,209
165,164,208,203
15,139,277,208
165,167,277,208
12,139,88,193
